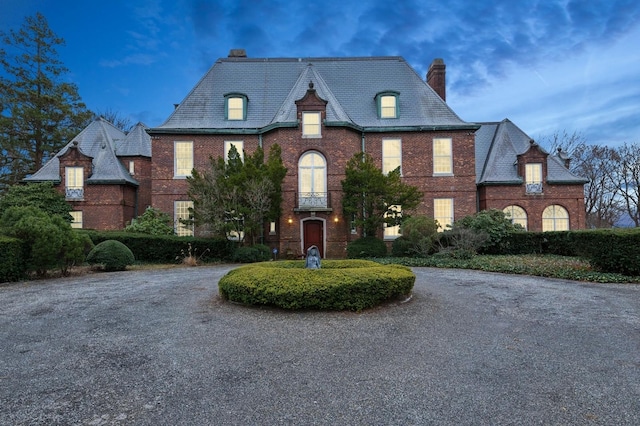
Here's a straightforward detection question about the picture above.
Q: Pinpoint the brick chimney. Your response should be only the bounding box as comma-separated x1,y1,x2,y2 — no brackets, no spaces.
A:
427,58,446,101
228,49,247,58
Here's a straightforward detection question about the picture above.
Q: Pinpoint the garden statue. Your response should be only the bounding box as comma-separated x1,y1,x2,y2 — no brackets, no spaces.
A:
305,245,321,269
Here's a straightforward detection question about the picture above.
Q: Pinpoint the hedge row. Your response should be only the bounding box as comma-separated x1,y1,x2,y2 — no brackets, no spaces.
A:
80,230,236,263
219,260,415,311
0,236,27,283
503,228,640,275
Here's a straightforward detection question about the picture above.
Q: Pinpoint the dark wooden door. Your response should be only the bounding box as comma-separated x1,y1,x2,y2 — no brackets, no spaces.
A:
303,220,324,257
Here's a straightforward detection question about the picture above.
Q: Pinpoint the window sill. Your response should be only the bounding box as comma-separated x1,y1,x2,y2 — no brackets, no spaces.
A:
433,173,454,177
302,135,322,139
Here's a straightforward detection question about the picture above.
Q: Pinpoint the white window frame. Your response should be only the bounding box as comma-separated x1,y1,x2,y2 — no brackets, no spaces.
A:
227,97,245,120
380,95,398,118
302,112,321,138
174,141,193,178
70,211,83,229
503,205,528,230
298,151,327,208
224,141,244,163
174,200,194,236
382,138,402,175
384,205,402,240
542,205,569,232
526,163,543,193
434,198,454,231
65,166,84,199
433,138,453,175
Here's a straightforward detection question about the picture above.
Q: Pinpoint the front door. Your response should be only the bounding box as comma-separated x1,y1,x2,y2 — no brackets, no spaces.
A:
303,220,324,258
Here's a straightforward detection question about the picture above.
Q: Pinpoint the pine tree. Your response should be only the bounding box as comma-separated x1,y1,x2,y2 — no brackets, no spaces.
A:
0,13,92,192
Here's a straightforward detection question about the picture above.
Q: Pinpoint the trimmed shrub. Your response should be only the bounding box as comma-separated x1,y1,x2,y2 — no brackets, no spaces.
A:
0,236,27,282
347,236,387,258
219,260,415,311
231,244,271,263
81,230,235,263
584,229,640,276
86,240,135,272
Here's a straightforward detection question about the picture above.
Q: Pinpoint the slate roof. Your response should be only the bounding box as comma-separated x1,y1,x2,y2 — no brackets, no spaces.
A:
151,56,476,133
475,119,588,185
24,118,151,185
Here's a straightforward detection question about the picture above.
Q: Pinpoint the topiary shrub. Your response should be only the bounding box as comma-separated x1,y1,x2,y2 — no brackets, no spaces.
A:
231,244,271,263
346,236,387,258
219,260,415,311
86,240,135,272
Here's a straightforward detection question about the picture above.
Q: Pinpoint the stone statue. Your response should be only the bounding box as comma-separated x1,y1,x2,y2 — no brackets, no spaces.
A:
305,245,321,269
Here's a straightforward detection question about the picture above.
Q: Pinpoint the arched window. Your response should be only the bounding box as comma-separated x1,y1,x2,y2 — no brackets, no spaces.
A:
503,205,528,230
542,205,569,231
224,93,248,120
375,91,399,118
298,151,327,208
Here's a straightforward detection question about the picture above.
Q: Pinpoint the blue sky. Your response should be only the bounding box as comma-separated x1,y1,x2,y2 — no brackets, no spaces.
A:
2,0,639,148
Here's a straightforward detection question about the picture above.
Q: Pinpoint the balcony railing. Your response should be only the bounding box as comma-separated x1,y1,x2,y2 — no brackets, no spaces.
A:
297,192,330,210
526,182,543,194
65,187,84,200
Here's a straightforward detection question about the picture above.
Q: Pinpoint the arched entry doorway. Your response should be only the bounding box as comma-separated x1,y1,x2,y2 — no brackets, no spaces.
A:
303,219,324,258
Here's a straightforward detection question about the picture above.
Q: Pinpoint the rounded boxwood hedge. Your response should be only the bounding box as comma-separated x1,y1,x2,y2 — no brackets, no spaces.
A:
218,259,415,311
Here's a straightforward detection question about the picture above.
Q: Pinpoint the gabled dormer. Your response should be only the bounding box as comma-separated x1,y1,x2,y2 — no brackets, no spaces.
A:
516,139,548,194
295,81,327,138
58,141,93,201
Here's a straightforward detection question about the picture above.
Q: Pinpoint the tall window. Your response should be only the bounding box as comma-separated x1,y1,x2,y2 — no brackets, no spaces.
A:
542,205,569,231
298,151,327,208
174,141,193,177
302,112,321,137
70,211,83,229
65,167,84,199
175,201,194,236
433,138,453,175
128,161,135,175
384,205,402,240
225,94,247,121
434,198,454,231
503,205,528,230
225,141,244,163
383,139,402,175
526,163,543,193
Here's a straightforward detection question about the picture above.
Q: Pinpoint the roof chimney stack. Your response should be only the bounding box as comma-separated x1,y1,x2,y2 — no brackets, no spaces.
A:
427,58,446,101
228,49,247,58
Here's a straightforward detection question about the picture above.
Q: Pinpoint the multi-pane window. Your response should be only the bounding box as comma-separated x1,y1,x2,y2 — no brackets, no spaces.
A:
384,205,402,240
542,205,569,231
174,141,193,177
227,97,245,120
225,141,244,163
380,95,397,118
302,112,321,137
434,198,454,231
70,211,83,229
433,138,453,175
65,167,84,199
383,139,402,175
503,205,528,230
298,151,327,208
525,163,543,193
174,201,194,236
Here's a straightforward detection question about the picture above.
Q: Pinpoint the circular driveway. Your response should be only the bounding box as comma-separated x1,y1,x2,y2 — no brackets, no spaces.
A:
1,266,639,425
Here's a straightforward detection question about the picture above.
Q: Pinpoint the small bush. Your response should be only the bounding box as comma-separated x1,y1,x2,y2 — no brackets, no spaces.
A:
453,209,523,254
347,236,387,258
231,244,271,263
86,240,135,272
219,260,415,311
124,207,174,235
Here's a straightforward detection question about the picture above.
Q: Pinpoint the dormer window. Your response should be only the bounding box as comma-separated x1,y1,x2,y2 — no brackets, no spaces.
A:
525,163,543,193
302,112,321,138
224,93,248,120
376,92,399,119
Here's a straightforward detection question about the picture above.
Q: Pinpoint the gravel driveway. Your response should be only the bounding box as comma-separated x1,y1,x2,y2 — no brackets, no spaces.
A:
1,266,639,425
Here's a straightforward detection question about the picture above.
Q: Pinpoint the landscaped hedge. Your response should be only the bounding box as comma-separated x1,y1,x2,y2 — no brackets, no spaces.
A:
219,259,415,311
80,230,235,263
0,236,27,283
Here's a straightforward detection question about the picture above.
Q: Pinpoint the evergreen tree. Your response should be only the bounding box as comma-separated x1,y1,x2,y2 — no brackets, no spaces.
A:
0,13,92,192
341,152,422,237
